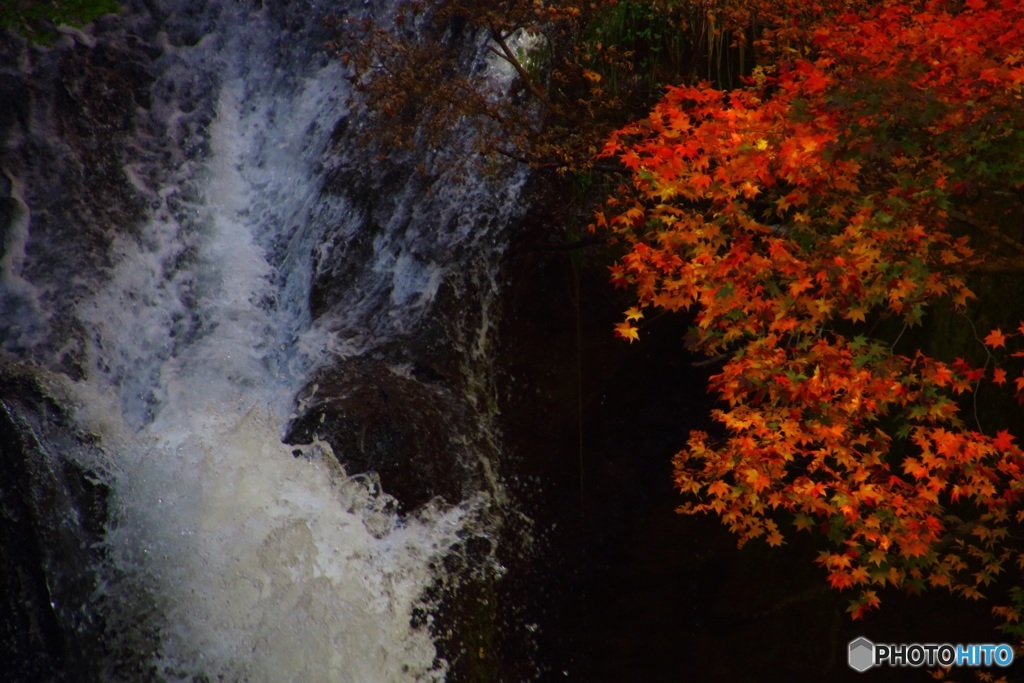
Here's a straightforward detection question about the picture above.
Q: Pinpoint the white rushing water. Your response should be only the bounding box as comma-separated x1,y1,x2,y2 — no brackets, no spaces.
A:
0,0,526,680
71,78,463,682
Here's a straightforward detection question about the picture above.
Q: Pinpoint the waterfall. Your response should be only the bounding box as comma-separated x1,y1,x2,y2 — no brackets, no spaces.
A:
0,1,527,680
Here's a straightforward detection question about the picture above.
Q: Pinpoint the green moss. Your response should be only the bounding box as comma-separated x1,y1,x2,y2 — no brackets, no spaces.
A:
0,0,120,44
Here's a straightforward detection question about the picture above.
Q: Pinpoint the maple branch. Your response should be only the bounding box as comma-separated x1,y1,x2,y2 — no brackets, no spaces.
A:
959,313,994,433
719,585,829,624
525,235,609,252
591,162,628,174
487,27,551,108
484,145,532,165
971,260,1024,274
691,353,729,368
933,517,981,553
949,210,1024,258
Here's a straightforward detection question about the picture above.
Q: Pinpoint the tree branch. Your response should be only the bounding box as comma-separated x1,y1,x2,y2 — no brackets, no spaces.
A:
971,260,1024,274
487,27,550,108
949,209,1024,258
692,353,729,368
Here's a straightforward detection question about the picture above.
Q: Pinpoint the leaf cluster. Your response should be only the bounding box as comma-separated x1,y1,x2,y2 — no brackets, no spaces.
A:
598,0,1024,625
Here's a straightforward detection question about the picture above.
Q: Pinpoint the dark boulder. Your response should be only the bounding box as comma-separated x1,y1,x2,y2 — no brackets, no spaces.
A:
285,358,487,512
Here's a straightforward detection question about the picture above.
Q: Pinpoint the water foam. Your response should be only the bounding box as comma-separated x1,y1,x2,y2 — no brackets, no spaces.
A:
66,40,468,683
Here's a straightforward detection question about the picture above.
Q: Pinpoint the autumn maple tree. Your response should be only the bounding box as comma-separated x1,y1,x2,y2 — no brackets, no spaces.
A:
599,0,1024,627
331,0,780,182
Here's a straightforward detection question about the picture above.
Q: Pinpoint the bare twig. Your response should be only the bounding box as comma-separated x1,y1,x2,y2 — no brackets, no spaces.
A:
488,27,551,108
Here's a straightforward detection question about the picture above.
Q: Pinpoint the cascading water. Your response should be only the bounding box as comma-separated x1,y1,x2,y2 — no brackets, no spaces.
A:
0,1,529,680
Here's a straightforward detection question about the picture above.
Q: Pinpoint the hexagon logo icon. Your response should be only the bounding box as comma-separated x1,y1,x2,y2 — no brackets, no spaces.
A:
849,637,875,672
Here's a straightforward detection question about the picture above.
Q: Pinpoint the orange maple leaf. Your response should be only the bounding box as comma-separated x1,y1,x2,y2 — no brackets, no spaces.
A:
984,328,1009,348
899,538,930,558
828,571,856,590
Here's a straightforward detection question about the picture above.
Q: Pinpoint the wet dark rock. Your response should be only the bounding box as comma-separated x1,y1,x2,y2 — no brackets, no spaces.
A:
0,74,30,133
415,531,502,683
0,361,110,683
0,22,161,375
285,358,486,511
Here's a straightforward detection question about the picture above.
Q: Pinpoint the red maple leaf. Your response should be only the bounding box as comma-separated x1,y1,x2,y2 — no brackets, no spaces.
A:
984,328,1009,349
993,430,1016,452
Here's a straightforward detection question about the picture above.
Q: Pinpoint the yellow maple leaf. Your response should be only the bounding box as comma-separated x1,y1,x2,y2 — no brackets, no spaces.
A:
844,306,867,323
614,321,639,343
624,306,644,322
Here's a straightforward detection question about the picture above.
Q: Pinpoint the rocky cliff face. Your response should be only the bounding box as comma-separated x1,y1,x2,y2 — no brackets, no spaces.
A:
0,363,112,682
